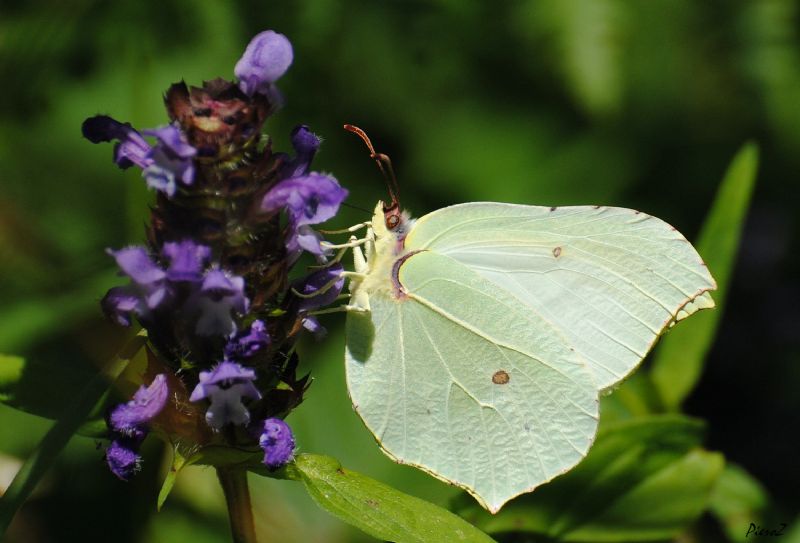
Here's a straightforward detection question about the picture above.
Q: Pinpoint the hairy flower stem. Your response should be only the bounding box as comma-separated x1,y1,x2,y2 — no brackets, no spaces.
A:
217,468,258,543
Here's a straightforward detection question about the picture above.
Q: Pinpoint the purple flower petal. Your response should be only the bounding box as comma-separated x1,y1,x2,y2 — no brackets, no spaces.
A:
235,30,293,96
108,247,165,286
107,246,170,311
189,361,261,429
106,439,142,481
82,115,154,170
203,382,260,428
142,163,177,197
282,125,320,178
162,240,211,283
224,320,270,360
115,134,153,170
296,225,329,257
192,361,257,395
144,147,196,195
189,269,249,336
302,315,327,340
295,264,344,312
109,374,169,436
82,115,132,143
101,286,141,327
201,269,242,300
259,418,295,469
83,115,195,196
262,173,348,226
143,125,197,159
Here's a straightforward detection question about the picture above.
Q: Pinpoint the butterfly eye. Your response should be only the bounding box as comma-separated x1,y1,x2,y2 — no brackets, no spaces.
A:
386,214,400,230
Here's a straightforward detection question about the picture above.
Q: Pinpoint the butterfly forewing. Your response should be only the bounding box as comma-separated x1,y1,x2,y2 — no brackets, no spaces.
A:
404,203,717,390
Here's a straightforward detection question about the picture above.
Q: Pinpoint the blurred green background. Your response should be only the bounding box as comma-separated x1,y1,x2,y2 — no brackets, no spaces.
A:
1,1,798,541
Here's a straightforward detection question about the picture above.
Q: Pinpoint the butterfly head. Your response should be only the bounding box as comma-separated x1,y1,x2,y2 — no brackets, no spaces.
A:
373,200,415,248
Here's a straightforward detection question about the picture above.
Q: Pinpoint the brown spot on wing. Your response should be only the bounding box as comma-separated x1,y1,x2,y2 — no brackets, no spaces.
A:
492,370,510,385
553,246,562,258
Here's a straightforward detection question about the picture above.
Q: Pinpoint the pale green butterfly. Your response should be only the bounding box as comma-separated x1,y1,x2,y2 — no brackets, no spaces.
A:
321,126,716,513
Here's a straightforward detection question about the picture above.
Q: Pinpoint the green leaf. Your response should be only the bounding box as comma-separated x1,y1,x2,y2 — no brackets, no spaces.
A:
710,463,770,543
0,333,146,537
0,329,153,438
158,446,192,512
0,339,139,438
651,142,759,409
0,269,120,353
286,453,497,543
785,516,800,543
454,415,723,542
565,449,723,541
0,354,25,403
599,373,664,424
0,350,106,421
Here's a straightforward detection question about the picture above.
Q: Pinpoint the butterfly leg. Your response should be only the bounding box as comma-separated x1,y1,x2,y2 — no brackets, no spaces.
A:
308,304,368,316
311,230,373,269
319,221,372,235
309,246,350,269
291,271,365,299
353,235,369,275
364,227,375,263
348,236,371,311
320,237,370,250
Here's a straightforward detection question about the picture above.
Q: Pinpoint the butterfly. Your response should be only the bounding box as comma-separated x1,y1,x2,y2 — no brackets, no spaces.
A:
324,125,716,513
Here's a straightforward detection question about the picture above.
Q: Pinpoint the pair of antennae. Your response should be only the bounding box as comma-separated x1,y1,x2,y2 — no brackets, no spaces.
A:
343,124,400,210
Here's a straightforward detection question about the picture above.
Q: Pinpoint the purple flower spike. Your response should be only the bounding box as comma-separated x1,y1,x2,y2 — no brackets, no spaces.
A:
295,264,344,312
191,268,250,336
189,361,261,430
162,240,211,283
224,320,271,360
235,30,293,97
106,439,142,481
259,418,295,470
109,374,169,436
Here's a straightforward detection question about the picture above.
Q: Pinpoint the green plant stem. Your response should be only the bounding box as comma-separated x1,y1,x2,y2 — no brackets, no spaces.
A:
217,468,258,543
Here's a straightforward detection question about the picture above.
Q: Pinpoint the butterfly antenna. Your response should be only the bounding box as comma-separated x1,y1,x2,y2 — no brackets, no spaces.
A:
341,201,373,215
343,124,400,211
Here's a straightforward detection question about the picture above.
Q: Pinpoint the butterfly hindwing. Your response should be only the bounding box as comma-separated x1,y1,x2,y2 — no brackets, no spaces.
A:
345,250,598,513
